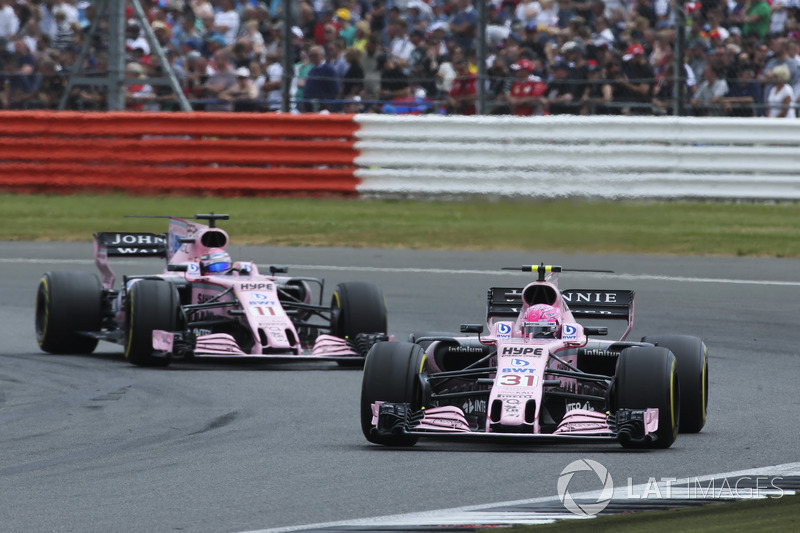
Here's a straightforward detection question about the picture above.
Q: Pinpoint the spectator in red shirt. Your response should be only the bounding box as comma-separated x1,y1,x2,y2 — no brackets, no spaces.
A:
447,58,477,115
508,59,547,115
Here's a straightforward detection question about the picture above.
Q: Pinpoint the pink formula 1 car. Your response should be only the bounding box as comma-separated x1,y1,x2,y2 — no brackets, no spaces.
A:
362,264,708,449
36,214,388,367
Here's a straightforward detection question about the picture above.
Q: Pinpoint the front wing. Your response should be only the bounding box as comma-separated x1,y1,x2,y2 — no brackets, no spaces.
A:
370,403,659,445
152,330,388,362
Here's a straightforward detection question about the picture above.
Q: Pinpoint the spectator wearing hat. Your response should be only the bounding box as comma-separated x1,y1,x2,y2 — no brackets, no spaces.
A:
561,40,590,101
687,37,710,87
151,20,172,47
765,64,796,117
303,44,340,112
581,58,615,114
337,8,356,47
619,43,655,114
219,66,259,111
508,58,547,115
447,58,478,115
545,60,579,114
125,61,156,111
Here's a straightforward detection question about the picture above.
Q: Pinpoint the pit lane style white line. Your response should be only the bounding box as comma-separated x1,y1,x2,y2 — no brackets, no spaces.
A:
4,258,800,287
243,461,800,532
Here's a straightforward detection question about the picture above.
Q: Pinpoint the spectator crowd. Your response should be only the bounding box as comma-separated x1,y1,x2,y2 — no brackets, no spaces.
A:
1,0,799,116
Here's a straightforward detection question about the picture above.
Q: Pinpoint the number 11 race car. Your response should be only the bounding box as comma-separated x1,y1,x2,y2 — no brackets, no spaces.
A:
36,214,388,367
362,264,708,449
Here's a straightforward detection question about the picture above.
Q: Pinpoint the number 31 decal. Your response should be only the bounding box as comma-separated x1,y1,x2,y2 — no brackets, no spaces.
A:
499,374,539,387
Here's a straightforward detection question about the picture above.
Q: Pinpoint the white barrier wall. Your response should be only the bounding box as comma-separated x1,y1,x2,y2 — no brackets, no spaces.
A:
353,116,800,200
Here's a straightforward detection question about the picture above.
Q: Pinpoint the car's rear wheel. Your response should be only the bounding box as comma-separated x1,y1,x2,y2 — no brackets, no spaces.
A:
331,282,387,339
361,342,427,446
331,282,387,367
36,271,102,354
125,280,179,367
642,335,708,433
615,346,679,449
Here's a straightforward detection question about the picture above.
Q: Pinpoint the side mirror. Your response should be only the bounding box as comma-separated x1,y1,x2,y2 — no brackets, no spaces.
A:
584,326,608,336
460,324,483,334
167,264,189,272
270,265,289,275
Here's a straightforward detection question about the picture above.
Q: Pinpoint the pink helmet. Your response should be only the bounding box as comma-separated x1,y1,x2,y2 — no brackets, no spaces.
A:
523,304,561,338
199,248,232,274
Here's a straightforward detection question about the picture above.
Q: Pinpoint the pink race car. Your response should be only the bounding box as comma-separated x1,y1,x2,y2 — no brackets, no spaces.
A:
36,214,388,367
362,264,708,449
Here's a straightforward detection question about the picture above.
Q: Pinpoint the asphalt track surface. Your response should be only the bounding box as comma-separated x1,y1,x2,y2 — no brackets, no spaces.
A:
2,242,800,533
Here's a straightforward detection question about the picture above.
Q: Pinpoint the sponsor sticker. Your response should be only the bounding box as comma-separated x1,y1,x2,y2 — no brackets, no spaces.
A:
495,322,512,339
562,324,579,341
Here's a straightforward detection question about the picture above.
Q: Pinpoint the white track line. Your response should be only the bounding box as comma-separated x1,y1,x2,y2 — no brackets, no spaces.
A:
244,462,800,532
5,258,800,287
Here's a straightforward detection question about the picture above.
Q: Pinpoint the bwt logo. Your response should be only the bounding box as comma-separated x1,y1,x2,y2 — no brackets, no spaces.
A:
497,323,512,335
557,459,614,516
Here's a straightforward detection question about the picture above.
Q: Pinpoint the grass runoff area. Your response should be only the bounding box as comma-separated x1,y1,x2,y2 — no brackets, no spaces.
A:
500,492,800,532
3,193,800,257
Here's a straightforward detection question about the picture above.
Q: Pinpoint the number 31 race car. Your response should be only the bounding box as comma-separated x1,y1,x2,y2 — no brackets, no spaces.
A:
362,264,708,449
36,213,388,367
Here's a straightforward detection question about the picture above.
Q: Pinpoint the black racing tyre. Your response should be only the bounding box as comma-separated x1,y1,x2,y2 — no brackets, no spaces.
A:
125,280,179,367
615,346,680,449
360,342,427,446
642,335,708,433
36,271,102,354
331,281,388,340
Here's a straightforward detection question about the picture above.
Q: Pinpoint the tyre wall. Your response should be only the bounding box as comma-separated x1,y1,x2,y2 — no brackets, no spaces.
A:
2,111,798,200
0,111,360,196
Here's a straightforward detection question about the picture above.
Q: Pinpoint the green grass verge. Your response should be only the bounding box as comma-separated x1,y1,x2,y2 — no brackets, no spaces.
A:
4,193,800,257
500,492,800,532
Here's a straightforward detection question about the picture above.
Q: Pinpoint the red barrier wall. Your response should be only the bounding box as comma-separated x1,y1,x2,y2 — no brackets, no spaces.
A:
0,111,360,196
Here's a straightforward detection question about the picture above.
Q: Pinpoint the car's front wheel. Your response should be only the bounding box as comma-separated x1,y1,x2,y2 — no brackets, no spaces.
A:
361,342,427,446
615,346,680,449
125,280,179,367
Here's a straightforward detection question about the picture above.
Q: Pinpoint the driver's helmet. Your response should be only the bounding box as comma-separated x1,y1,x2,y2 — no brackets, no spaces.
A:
199,248,232,274
523,304,562,338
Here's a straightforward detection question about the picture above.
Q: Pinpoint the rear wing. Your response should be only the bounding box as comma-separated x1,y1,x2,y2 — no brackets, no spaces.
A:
94,232,167,289
487,287,635,340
